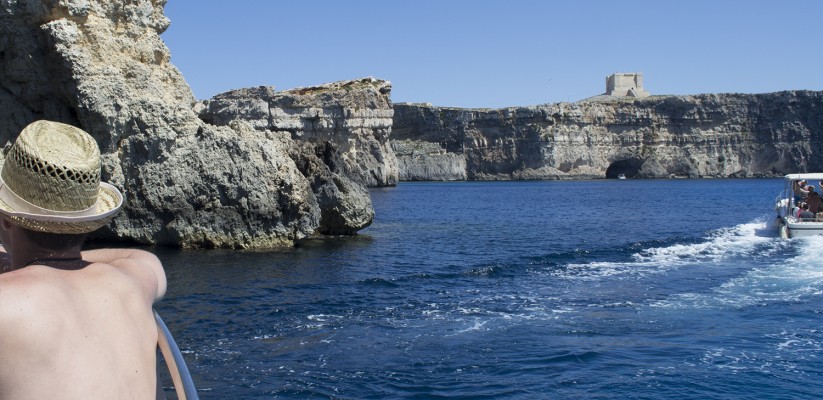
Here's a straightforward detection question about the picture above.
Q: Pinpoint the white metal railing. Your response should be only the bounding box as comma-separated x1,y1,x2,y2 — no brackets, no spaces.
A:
155,310,199,400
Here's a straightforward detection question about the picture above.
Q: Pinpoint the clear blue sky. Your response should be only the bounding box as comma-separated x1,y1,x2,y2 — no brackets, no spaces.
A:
162,0,822,108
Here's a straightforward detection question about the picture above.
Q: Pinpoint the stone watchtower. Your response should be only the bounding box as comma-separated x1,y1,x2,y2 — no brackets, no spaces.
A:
606,73,650,98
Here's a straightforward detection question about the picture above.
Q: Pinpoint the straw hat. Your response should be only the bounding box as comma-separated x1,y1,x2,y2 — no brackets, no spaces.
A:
0,120,123,234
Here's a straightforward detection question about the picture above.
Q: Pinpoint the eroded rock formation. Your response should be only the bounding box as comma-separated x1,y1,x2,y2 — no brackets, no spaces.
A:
0,0,385,248
391,92,823,180
196,78,398,189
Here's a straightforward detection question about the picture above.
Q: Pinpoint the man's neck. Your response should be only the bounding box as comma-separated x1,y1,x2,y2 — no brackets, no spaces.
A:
24,256,90,270
0,221,89,272
11,247,85,271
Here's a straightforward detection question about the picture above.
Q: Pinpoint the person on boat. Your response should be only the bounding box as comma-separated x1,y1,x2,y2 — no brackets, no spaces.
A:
0,121,166,399
798,203,816,221
806,186,822,214
794,202,805,218
793,180,809,205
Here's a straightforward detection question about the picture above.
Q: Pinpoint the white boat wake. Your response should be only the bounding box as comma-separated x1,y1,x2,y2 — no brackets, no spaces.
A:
555,218,781,281
650,227,823,309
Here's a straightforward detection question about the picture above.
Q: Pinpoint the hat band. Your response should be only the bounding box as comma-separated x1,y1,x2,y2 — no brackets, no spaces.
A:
0,182,99,217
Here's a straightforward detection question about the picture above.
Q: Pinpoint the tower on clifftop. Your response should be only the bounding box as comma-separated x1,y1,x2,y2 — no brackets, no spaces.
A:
606,73,650,98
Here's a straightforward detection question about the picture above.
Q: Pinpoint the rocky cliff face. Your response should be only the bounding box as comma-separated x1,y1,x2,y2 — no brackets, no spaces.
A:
196,78,398,189
0,0,382,248
391,139,466,181
392,92,823,180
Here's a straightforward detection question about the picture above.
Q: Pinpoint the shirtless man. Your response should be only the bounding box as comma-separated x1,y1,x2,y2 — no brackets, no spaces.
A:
806,186,822,214
0,120,166,399
793,179,809,204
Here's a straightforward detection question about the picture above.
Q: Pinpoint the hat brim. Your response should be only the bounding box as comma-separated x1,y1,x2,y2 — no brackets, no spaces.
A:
0,181,124,234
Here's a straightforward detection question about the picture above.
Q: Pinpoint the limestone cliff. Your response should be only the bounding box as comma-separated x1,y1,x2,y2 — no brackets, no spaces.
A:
196,78,398,189
392,92,823,180
0,0,380,248
391,140,466,181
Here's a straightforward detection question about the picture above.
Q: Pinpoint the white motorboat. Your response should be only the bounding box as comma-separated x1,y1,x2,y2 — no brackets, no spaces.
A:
775,173,823,238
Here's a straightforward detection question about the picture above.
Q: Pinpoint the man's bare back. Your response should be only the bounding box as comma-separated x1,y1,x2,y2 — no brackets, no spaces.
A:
0,248,166,399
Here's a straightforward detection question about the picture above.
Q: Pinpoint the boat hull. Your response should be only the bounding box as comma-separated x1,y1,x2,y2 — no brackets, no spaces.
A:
786,222,823,238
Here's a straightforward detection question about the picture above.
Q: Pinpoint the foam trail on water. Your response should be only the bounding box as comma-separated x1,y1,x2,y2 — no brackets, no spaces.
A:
717,235,823,301
560,218,779,279
634,219,778,265
656,232,823,309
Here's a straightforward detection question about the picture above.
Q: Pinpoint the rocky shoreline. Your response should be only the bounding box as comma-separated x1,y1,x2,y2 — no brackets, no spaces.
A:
1,1,821,248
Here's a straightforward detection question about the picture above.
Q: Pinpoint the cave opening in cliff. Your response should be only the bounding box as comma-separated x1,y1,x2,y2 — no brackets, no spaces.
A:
606,158,644,179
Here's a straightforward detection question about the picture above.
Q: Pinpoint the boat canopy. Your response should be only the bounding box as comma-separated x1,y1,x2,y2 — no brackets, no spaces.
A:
784,173,823,181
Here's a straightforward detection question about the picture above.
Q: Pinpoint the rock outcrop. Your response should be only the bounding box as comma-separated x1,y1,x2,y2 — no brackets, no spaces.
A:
0,0,383,248
196,78,398,189
391,92,823,180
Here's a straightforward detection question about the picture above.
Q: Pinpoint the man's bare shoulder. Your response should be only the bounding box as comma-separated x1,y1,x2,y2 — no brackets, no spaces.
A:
0,267,70,332
0,265,62,292
0,248,167,324
82,248,167,303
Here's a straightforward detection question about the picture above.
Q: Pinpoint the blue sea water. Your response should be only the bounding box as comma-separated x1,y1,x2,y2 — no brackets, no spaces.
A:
154,179,823,399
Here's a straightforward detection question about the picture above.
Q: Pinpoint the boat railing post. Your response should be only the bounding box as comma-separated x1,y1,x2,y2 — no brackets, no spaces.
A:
155,310,199,400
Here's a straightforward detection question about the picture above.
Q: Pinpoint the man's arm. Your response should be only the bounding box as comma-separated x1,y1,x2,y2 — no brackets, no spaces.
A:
81,248,167,302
